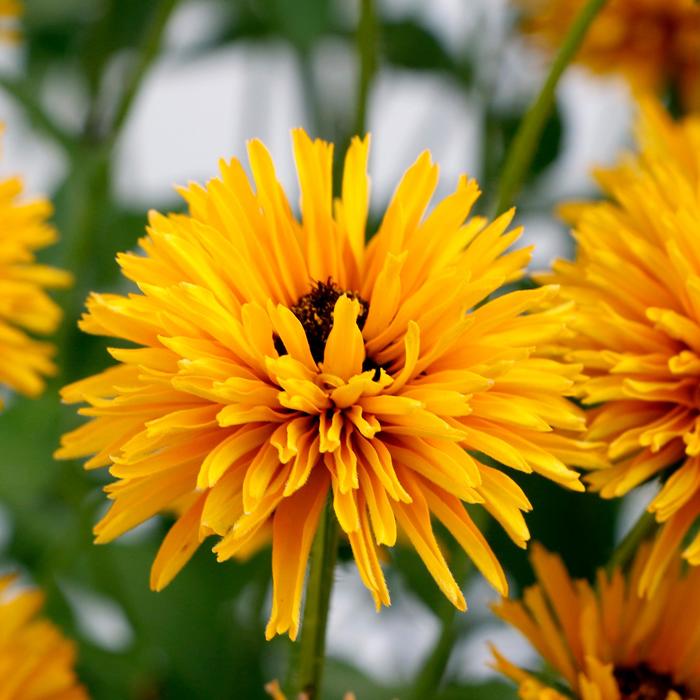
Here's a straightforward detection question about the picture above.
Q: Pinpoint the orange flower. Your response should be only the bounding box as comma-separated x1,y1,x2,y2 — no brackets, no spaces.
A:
57,130,593,639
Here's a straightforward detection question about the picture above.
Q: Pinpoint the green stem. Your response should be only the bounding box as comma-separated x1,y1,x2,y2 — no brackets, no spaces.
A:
107,0,180,143
0,76,75,153
494,0,607,215
355,0,378,136
409,550,472,700
293,501,339,700
607,510,658,574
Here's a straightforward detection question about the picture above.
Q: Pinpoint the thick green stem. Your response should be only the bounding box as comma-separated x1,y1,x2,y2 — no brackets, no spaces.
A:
409,549,472,700
607,510,658,574
293,501,339,700
494,0,607,215
355,0,378,136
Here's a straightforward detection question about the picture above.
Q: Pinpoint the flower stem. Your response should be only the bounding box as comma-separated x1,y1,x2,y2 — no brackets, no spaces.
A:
355,0,378,136
107,0,181,143
408,549,472,700
293,500,339,700
607,510,658,574
494,0,607,215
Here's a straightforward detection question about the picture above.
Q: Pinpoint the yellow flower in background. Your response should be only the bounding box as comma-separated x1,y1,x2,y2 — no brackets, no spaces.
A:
57,128,595,640
0,134,71,401
0,575,88,699
517,0,700,111
539,100,700,596
0,0,20,42
492,544,700,700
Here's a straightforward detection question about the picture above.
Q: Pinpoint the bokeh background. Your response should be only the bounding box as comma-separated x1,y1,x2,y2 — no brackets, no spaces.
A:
0,1,649,697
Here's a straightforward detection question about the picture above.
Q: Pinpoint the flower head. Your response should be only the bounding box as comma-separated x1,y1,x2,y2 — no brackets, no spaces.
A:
492,544,700,700
0,575,88,699
57,129,592,639
539,100,700,595
517,0,700,111
0,135,71,400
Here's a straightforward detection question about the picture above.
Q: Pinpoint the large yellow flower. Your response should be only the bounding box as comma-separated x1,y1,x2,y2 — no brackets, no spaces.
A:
492,544,700,700
0,575,88,699
517,0,700,111
57,129,594,640
539,100,700,596
0,139,71,400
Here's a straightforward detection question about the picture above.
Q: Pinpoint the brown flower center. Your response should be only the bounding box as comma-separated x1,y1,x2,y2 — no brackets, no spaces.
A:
614,664,689,700
278,278,369,364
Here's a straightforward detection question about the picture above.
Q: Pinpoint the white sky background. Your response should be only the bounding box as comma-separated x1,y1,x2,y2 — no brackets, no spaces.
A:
0,0,638,688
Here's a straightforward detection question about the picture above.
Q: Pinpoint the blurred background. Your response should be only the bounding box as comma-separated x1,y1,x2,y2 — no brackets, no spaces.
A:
0,0,647,697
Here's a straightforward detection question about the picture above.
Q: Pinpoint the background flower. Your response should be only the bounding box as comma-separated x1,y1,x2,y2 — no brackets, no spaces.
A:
0,575,87,699
517,0,700,110
539,99,700,595
492,543,700,700
0,130,71,401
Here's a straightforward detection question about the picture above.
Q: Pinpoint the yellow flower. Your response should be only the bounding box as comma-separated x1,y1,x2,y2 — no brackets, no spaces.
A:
517,0,700,111
0,0,20,42
0,575,88,699
57,129,593,640
0,135,71,401
539,99,700,596
492,544,700,700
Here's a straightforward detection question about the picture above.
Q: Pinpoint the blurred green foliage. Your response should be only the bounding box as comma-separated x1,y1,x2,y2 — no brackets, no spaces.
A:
0,1,622,698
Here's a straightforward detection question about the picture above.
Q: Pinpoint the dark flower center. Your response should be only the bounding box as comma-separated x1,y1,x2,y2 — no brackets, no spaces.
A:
614,664,689,700
278,278,369,364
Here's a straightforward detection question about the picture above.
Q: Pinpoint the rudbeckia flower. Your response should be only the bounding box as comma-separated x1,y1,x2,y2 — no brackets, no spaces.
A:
0,133,71,401
539,100,700,595
0,575,88,699
517,0,700,111
492,544,700,700
57,129,592,639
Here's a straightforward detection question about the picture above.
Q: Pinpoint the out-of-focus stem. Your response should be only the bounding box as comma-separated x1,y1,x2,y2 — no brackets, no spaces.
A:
108,0,181,143
494,0,607,214
607,511,658,574
408,549,472,700
355,0,378,136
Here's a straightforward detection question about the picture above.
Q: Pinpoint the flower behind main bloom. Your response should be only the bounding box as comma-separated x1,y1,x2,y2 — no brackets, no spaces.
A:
492,544,700,700
57,129,596,640
0,575,88,699
517,0,700,111
0,130,72,401
538,99,700,596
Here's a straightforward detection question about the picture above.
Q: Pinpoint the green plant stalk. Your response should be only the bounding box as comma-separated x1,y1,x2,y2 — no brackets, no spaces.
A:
494,0,607,215
292,501,339,700
408,549,473,700
0,76,75,154
108,0,181,142
607,510,658,574
355,0,378,136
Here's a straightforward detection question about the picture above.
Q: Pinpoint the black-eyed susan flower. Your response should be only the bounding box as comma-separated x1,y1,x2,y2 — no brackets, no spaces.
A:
517,0,700,111
57,129,595,640
492,544,700,700
0,575,88,699
0,134,71,401
538,100,700,596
